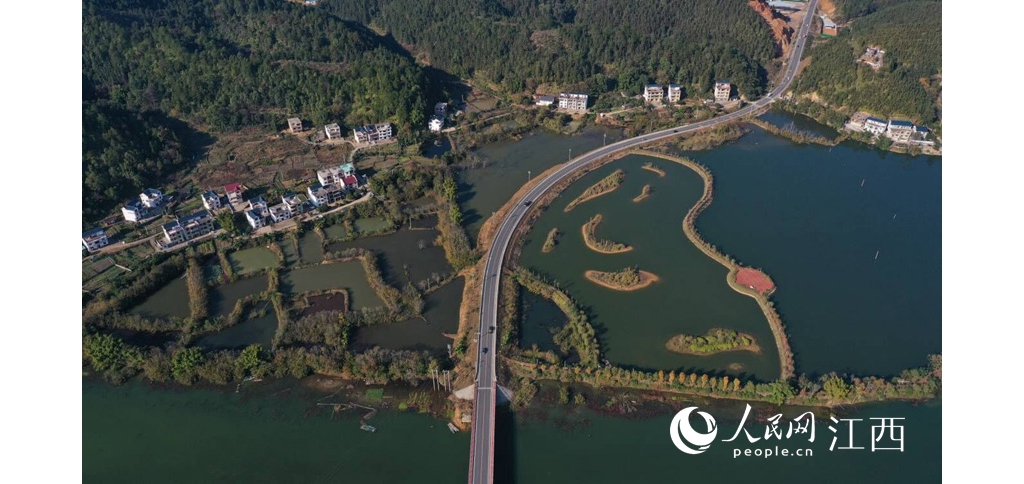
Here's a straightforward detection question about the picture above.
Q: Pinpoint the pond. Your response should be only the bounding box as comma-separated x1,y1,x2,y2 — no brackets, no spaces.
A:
228,247,278,275
326,216,451,287
281,262,383,310
298,233,324,264
129,277,190,321
197,303,277,350
352,278,464,355
210,276,268,318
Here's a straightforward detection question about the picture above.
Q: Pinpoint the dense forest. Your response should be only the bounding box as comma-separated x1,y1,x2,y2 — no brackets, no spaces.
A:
324,0,779,98
84,0,431,131
798,1,941,124
82,97,188,220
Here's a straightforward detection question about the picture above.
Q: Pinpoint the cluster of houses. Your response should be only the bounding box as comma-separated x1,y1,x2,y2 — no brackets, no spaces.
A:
642,84,684,104
288,116,395,145
536,92,590,112
240,162,362,231
121,188,167,222
84,163,365,253
846,112,933,145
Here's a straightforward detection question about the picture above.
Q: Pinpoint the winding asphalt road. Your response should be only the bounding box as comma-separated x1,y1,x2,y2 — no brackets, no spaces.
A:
467,1,818,482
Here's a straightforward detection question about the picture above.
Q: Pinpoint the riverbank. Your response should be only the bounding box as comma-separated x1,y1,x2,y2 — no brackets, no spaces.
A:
581,214,633,254
631,149,795,380
584,268,659,291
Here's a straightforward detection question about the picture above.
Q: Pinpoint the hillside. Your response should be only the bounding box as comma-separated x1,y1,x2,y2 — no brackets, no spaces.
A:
797,1,942,125
84,0,430,132
82,0,434,219
324,0,780,99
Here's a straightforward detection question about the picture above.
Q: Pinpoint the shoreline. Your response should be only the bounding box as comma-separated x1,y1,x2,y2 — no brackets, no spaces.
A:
584,269,659,291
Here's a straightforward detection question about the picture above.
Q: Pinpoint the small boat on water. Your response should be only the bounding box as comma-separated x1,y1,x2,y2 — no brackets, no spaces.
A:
360,424,377,433
447,423,460,434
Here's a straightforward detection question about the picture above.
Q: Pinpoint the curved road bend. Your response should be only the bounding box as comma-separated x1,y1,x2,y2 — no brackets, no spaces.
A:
467,1,818,482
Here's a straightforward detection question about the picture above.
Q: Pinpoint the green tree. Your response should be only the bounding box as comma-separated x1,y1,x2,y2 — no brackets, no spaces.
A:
823,373,852,400
84,334,126,372
237,344,264,374
172,347,205,384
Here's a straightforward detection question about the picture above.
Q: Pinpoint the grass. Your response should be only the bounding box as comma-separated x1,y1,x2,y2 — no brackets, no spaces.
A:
364,388,385,402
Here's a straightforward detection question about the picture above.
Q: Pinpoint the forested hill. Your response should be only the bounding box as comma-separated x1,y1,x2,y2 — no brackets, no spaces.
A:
83,0,430,132
82,0,433,219
797,1,942,125
324,0,779,98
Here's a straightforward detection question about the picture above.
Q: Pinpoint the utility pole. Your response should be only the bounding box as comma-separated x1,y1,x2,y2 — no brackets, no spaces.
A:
569,147,572,160
603,133,607,146
527,170,531,182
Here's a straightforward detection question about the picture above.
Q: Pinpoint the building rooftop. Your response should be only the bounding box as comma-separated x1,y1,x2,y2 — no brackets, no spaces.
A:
560,92,588,98
646,84,662,88
866,117,887,124
124,199,144,210
889,120,914,128
224,183,242,193
668,84,681,88
202,191,218,199
340,163,355,173
83,228,106,240
180,210,211,224
538,95,556,102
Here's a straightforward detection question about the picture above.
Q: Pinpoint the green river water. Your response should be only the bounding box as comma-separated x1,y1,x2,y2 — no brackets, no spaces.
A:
88,117,940,482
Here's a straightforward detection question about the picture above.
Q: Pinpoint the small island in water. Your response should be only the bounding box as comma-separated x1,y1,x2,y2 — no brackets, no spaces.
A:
564,169,625,212
666,328,760,355
632,184,652,202
541,228,560,253
585,266,659,291
581,214,632,254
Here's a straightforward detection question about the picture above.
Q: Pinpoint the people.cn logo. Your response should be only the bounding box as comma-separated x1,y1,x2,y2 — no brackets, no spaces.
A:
670,407,718,454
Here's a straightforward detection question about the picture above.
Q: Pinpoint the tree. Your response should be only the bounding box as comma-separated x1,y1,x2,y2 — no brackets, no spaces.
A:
172,347,205,384
237,344,264,374
877,136,893,151
217,211,241,236
823,373,852,400
84,334,127,372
